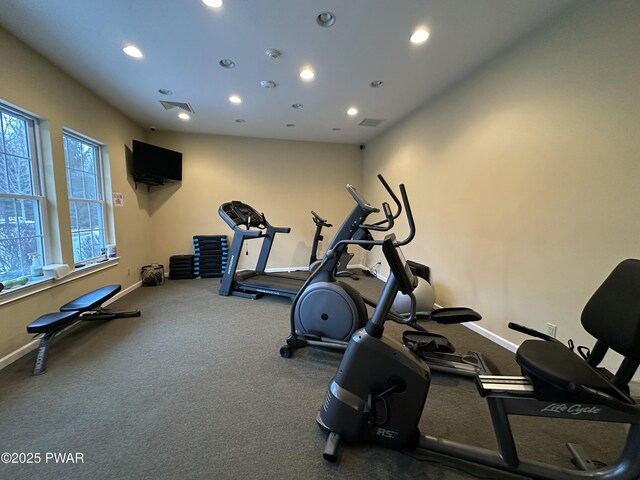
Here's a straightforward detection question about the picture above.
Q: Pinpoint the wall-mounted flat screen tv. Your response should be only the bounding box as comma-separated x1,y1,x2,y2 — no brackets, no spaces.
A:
132,140,182,183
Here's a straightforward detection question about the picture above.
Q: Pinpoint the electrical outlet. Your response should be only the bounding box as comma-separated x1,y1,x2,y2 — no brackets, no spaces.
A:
546,323,557,338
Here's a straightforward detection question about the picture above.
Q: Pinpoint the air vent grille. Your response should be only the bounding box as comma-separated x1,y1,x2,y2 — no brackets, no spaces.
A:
358,118,384,127
159,101,194,113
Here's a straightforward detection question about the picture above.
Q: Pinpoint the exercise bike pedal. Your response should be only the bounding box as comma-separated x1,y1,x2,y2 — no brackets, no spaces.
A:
403,330,456,355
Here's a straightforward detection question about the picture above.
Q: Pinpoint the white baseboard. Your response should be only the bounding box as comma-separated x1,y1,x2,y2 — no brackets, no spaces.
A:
0,281,141,371
0,339,40,371
462,320,518,353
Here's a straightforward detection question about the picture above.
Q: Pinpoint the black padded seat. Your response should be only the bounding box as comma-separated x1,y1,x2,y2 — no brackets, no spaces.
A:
59,284,121,312
27,310,81,334
516,339,617,400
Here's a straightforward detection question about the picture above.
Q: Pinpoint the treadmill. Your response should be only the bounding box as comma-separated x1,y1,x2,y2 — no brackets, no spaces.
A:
218,176,399,300
218,201,306,298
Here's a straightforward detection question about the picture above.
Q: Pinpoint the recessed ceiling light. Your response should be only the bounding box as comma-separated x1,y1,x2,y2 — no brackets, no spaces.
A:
286,124,296,127
235,119,246,123
219,59,235,69
202,0,223,8
265,48,281,59
178,112,190,120
370,80,384,88
229,95,242,104
292,103,303,109
158,88,173,95
347,107,358,117
260,80,277,89
123,44,143,58
316,12,336,27
410,27,430,44
300,67,315,81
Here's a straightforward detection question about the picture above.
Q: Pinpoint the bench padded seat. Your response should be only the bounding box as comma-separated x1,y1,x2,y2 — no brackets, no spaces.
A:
59,284,121,312
27,310,81,334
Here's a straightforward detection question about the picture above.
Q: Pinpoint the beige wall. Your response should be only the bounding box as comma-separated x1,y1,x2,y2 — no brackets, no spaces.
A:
0,27,151,356
0,26,363,360
3,1,639,382
362,1,640,374
141,131,363,271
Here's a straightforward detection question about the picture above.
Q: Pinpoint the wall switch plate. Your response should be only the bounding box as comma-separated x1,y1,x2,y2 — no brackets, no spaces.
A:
546,323,557,338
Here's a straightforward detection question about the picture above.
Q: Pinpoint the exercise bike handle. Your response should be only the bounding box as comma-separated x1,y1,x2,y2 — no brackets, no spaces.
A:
311,211,332,228
508,322,562,344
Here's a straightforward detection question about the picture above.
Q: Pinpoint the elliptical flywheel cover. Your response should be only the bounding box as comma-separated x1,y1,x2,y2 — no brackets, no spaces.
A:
295,282,361,341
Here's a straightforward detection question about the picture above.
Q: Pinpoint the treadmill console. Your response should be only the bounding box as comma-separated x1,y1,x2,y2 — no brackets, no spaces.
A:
220,201,266,229
381,234,417,295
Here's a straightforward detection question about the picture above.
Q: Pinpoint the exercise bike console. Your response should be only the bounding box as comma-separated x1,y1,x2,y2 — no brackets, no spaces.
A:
382,234,417,295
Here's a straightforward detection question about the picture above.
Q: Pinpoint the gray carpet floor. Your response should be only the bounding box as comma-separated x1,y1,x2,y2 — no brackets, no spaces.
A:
0,274,631,480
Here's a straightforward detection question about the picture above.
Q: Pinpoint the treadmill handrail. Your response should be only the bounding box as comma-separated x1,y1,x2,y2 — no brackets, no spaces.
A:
268,224,291,234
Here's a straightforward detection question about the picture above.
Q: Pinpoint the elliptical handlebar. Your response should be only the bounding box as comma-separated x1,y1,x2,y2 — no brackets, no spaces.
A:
360,202,394,232
395,184,415,247
371,174,402,226
328,180,414,253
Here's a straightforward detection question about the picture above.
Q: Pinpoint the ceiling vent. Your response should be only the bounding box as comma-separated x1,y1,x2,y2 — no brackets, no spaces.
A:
358,118,384,127
159,101,194,113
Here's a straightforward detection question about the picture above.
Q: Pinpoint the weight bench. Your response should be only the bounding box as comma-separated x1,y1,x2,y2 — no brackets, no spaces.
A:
26,284,140,375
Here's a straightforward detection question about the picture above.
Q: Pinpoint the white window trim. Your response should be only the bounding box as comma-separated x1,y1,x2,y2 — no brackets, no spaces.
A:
63,129,110,266
0,102,50,277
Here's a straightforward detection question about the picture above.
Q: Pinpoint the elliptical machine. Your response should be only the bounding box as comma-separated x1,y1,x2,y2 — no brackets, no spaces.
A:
316,234,640,479
280,178,491,378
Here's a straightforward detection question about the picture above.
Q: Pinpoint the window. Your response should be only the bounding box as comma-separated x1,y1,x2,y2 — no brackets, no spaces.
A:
63,132,106,264
0,104,46,283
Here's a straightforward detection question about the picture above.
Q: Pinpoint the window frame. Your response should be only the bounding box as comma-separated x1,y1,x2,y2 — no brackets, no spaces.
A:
63,129,108,266
0,102,50,282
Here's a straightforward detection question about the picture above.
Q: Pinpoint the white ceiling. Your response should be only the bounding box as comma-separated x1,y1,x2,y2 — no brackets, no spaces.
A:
0,0,578,145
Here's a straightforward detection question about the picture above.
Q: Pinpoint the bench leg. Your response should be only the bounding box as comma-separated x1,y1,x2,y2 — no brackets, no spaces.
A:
113,309,141,319
32,332,56,376
80,308,141,321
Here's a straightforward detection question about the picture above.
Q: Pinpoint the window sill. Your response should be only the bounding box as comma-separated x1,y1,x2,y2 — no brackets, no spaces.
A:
0,258,119,307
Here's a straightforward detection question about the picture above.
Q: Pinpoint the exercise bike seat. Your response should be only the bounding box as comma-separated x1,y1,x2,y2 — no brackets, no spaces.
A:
516,340,619,403
516,259,640,406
